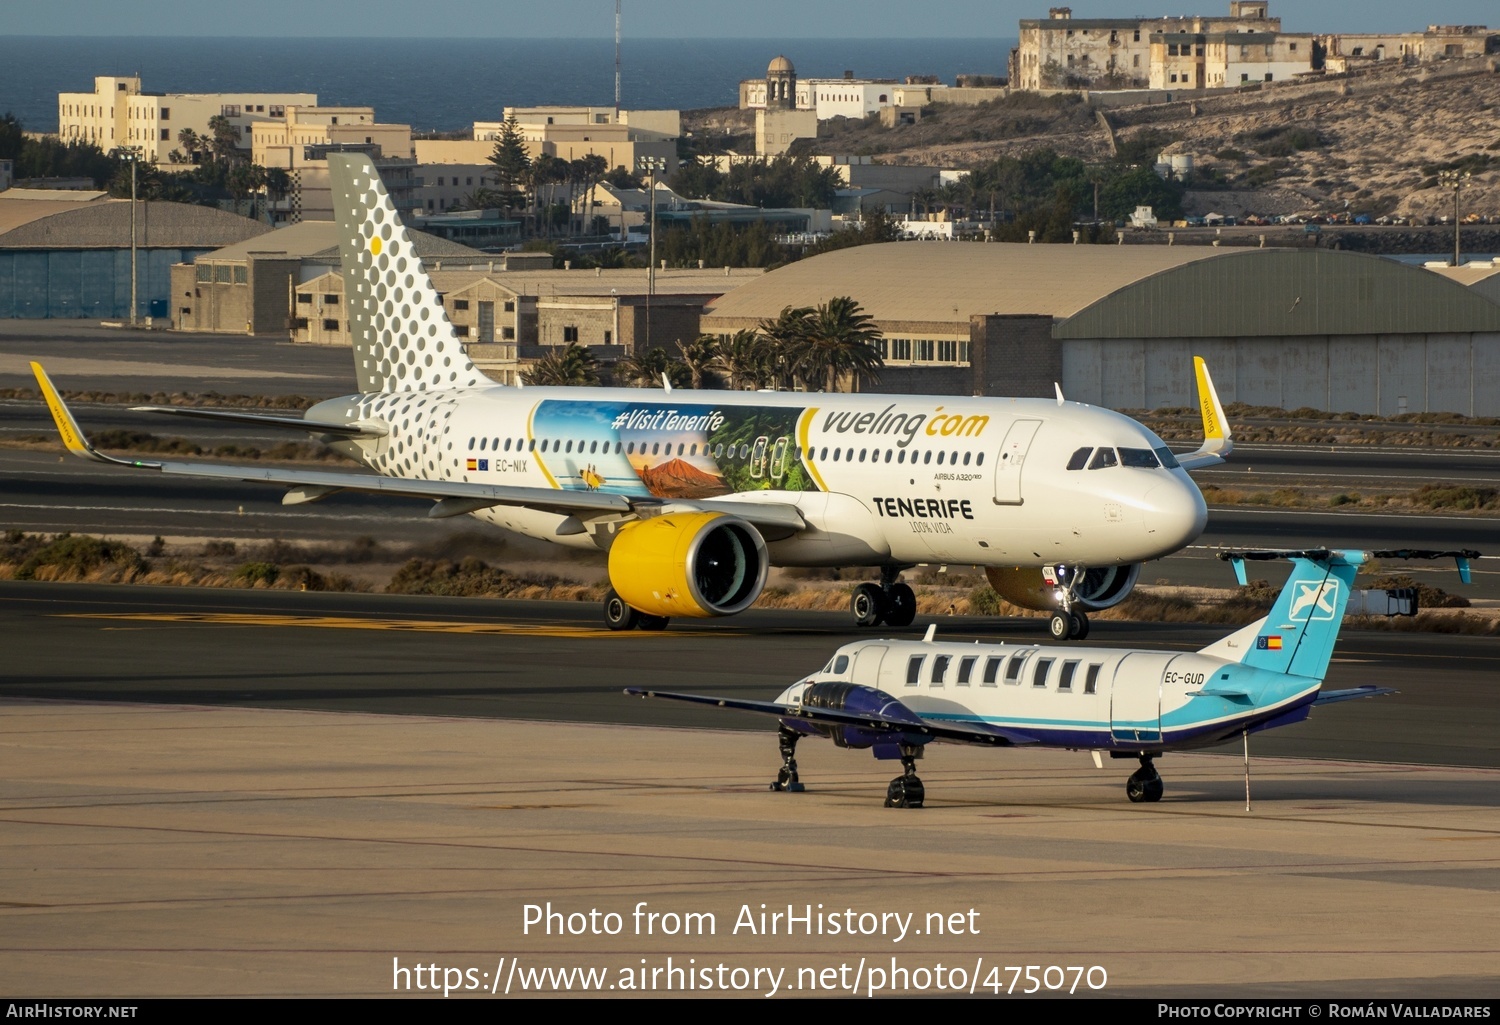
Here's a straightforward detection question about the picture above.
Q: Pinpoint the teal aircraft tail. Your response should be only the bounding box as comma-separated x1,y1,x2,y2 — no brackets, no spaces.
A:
1199,549,1364,682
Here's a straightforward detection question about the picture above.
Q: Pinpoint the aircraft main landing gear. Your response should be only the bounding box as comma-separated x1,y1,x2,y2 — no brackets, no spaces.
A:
884,744,925,808
770,726,805,793
603,589,670,632
850,567,917,629
1126,754,1164,803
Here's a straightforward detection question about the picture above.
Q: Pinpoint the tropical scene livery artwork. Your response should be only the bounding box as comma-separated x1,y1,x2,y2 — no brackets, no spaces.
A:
523,398,986,499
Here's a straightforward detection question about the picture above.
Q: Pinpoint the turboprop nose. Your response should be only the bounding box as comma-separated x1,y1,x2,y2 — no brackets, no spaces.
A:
1142,477,1208,554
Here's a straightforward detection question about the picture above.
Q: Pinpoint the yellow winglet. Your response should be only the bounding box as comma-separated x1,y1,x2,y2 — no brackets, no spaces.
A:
1193,355,1231,453
31,361,99,459
30,361,149,467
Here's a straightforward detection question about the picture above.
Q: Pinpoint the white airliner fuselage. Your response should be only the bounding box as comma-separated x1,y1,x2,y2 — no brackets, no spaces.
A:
309,386,1207,569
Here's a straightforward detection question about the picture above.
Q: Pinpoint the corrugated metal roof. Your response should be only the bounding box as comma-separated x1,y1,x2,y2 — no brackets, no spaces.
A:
1057,249,1500,338
703,242,1500,338
703,241,1232,327
0,200,270,249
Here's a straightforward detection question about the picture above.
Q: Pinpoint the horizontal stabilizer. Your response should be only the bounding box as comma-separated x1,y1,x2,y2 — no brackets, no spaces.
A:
1313,686,1396,705
131,406,387,438
1188,684,1252,702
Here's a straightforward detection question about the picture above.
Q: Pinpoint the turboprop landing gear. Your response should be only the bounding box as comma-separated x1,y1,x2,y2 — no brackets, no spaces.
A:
850,567,917,629
884,744,925,808
603,589,670,632
769,726,805,793
1126,754,1164,803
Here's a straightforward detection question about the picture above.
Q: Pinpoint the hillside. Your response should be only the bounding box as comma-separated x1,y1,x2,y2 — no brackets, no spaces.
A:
688,57,1500,223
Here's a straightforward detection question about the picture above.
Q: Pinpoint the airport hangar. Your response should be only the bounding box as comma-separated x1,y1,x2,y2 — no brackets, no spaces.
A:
702,242,1500,415
0,190,270,321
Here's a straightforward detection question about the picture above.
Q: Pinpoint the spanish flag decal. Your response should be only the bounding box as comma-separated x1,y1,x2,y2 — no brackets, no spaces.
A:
1256,635,1283,650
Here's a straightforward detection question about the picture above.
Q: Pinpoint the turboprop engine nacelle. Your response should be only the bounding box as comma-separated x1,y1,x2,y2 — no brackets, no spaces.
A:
608,511,768,619
794,681,928,755
985,564,1141,613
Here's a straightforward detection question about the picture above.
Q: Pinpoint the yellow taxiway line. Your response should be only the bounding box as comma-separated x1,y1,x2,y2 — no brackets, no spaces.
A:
59,612,706,638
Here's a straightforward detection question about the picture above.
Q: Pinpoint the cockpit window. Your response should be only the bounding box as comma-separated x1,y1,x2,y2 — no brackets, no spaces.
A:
1155,446,1181,469
1119,447,1160,468
1088,447,1118,469
1066,447,1092,470
833,655,850,674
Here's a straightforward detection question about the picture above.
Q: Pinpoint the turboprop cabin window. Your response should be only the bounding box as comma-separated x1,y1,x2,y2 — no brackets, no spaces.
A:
930,655,950,685
1033,659,1053,687
1066,447,1092,470
957,656,976,686
1004,655,1026,684
1084,664,1102,694
1059,661,1078,692
1089,448,1118,469
981,657,1003,685
906,656,924,686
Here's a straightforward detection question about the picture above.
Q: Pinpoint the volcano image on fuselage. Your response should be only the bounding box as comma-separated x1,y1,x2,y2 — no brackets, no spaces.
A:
639,457,728,498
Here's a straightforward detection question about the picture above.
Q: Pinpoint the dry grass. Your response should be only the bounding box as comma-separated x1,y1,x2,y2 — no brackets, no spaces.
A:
2,530,1494,634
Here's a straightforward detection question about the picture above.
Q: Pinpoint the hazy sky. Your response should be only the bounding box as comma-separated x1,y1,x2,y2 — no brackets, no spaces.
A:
6,0,1497,37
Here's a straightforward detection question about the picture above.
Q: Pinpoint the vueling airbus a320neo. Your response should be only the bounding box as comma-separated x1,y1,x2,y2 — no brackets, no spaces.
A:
33,153,1234,637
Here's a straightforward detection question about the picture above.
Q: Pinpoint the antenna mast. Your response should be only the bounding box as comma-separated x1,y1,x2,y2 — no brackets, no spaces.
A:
615,0,622,115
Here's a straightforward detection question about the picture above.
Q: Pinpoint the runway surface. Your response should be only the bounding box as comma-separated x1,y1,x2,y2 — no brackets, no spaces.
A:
3,581,1497,770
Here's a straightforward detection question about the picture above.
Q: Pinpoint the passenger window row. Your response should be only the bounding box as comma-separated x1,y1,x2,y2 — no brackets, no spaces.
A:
907,653,1101,694
464,436,990,466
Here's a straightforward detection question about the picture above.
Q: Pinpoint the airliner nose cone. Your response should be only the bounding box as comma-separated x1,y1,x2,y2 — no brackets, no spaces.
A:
1144,478,1208,552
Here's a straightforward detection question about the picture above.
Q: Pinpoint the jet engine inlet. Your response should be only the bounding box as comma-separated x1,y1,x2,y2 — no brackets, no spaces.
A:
608,511,768,618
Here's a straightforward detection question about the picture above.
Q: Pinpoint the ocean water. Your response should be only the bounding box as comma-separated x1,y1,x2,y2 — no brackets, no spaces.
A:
0,36,1015,135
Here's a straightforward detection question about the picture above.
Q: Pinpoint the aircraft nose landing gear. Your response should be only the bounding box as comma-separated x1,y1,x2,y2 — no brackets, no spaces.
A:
884,744,925,808
770,726,805,793
1126,754,1164,803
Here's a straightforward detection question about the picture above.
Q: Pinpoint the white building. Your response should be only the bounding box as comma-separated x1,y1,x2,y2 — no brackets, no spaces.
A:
58,77,316,163
739,57,945,121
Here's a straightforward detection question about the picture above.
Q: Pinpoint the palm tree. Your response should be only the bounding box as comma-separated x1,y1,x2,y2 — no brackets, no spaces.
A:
802,296,884,393
709,329,765,391
675,335,720,389
523,343,599,386
205,115,242,165
615,347,689,389
176,127,200,164
755,305,814,390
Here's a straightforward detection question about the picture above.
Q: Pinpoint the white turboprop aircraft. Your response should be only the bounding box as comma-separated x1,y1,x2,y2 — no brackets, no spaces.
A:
629,548,1477,807
32,153,1232,638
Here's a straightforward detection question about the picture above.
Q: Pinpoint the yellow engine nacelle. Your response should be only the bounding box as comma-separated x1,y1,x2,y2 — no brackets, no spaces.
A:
608,511,768,619
984,564,1141,613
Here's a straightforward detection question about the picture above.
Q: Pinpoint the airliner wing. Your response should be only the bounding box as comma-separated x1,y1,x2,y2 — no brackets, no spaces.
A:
33,362,804,531
131,406,388,438
624,687,1036,746
1175,356,1234,471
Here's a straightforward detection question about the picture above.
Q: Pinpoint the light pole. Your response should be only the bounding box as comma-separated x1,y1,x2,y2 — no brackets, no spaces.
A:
111,147,142,325
1438,168,1471,267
